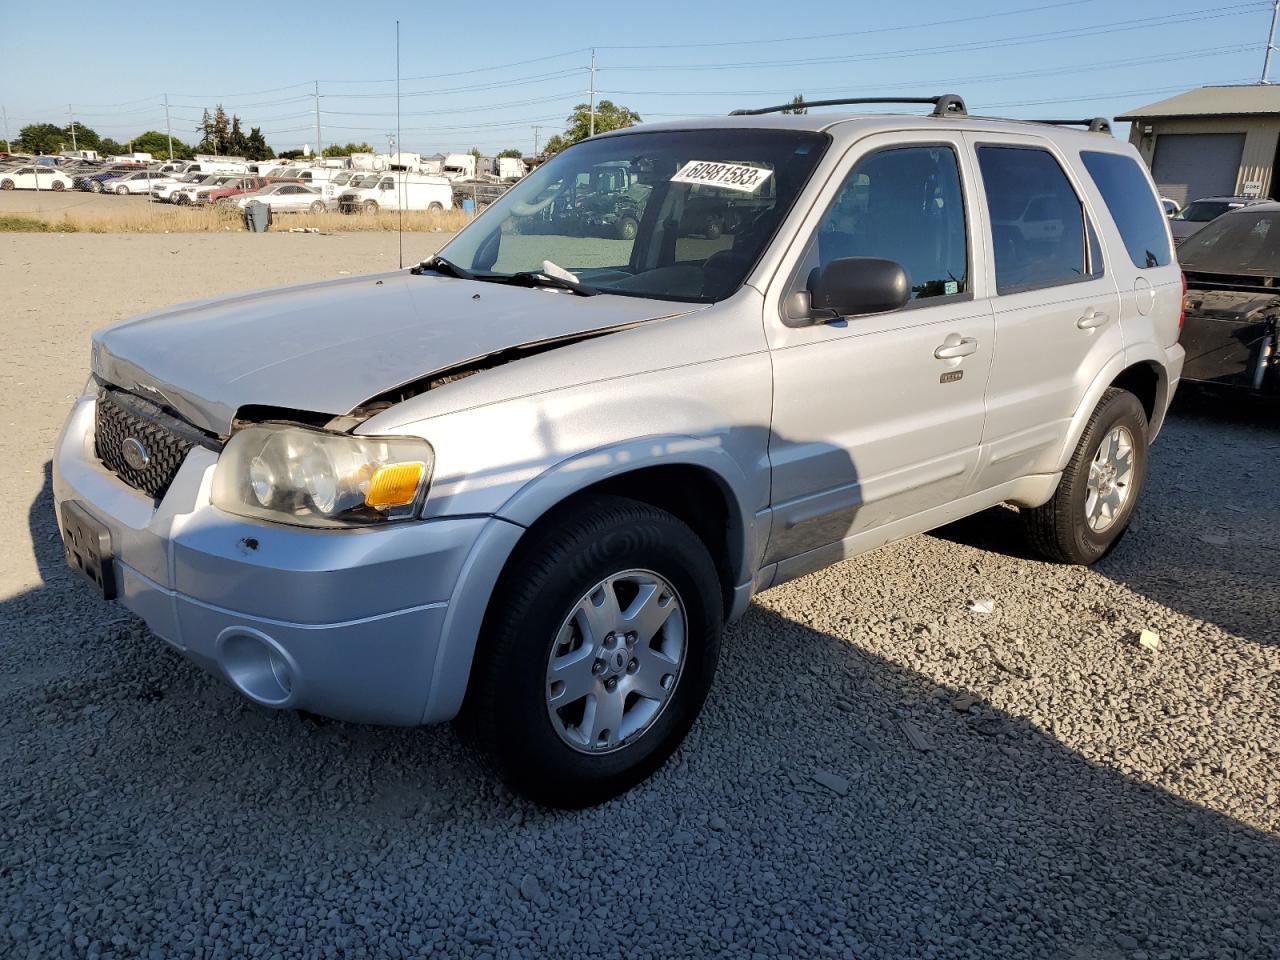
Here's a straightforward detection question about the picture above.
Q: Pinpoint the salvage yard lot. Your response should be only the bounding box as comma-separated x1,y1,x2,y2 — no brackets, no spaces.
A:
1,232,1278,958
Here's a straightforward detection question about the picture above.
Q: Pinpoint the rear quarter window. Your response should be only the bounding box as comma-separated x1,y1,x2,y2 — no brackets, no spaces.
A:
1080,151,1172,269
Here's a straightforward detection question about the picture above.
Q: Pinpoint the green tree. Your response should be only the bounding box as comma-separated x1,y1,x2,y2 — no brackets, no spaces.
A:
17,123,67,154
276,148,305,160
780,95,807,115
563,100,641,145
497,148,523,158
322,141,373,157
227,115,248,156
67,123,103,151
196,109,214,152
542,134,567,157
100,138,125,157
245,127,273,162
129,130,193,160
468,147,482,159
212,106,230,154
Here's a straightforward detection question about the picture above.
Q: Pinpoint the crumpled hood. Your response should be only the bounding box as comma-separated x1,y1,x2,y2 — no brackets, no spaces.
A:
93,271,690,434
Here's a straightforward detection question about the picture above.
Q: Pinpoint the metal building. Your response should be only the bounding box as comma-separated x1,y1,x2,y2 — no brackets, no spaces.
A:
1117,85,1280,205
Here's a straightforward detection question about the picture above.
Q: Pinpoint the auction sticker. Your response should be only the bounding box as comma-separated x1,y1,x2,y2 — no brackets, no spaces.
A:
671,161,773,193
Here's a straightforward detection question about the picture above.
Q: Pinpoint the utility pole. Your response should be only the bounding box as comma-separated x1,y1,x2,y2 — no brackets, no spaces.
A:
68,105,77,152
1,105,10,153
532,125,542,157
164,93,174,160
588,49,597,137
1266,0,1280,83
314,81,323,155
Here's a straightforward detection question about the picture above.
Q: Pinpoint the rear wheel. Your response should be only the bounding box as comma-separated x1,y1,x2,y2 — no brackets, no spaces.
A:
52,180,65,192
362,200,379,214
309,200,325,213
89,181,103,193
0,179,13,191
115,184,128,195
1021,387,1148,564
465,495,723,807
427,201,444,213
615,216,639,240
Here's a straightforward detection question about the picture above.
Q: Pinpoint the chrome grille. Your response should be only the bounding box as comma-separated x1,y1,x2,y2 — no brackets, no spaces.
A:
94,386,213,500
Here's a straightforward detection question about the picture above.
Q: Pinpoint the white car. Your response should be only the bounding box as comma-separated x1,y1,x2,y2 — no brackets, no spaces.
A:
106,170,176,195
235,183,329,214
150,173,210,201
0,166,74,191
168,174,238,205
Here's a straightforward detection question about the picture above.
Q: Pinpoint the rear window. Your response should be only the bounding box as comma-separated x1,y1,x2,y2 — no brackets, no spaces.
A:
1080,151,1172,269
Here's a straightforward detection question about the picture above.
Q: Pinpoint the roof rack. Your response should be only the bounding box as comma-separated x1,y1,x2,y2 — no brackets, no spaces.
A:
1032,118,1114,135
729,94,967,118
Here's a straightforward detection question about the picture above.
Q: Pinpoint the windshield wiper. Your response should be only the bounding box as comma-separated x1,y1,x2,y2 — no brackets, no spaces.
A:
503,269,600,297
412,255,475,280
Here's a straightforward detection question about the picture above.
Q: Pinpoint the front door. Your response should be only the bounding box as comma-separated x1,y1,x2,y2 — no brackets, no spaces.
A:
765,133,994,566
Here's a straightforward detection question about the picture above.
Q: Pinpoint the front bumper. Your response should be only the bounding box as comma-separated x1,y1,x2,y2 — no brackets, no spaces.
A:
52,393,499,725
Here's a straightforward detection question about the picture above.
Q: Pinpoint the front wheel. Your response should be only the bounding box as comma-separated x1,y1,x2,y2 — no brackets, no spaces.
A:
615,216,639,240
427,201,443,213
1021,387,1149,564
465,495,723,807
362,200,379,214
115,185,128,195
89,181,103,193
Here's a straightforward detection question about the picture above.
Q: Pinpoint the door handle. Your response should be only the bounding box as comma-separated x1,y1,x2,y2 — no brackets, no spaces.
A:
934,336,978,359
1077,308,1110,329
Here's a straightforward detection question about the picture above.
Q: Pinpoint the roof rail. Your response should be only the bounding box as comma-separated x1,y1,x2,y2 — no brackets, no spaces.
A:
1033,118,1114,135
729,94,967,118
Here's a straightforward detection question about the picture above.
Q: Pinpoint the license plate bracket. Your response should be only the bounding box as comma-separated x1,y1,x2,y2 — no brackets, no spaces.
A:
61,500,117,600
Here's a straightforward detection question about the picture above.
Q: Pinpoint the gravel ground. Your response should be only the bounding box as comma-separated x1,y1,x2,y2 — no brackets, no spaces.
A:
1,234,1278,959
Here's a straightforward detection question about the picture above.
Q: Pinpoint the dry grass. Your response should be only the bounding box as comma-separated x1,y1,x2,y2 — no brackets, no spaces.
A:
0,204,471,234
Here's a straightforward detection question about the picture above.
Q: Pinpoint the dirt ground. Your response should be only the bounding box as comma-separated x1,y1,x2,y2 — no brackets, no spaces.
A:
0,190,193,221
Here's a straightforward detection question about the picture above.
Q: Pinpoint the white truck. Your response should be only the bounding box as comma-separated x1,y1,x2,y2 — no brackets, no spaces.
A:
337,172,453,213
440,153,476,181
496,156,525,180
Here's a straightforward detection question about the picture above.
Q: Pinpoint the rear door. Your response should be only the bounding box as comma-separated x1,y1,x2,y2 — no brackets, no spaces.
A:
765,132,994,564
966,134,1123,487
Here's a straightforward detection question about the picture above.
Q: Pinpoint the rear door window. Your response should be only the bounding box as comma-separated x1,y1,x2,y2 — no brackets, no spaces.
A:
977,145,1099,294
1080,151,1173,269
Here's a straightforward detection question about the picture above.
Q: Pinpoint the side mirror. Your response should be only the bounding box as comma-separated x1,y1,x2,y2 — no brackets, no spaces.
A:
788,257,911,324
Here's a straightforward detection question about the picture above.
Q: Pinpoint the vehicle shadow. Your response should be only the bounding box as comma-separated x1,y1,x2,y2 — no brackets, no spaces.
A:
3,460,1277,958
932,392,1280,647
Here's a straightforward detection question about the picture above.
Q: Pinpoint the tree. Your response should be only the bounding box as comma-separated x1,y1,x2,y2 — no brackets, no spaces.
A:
542,134,567,157
100,138,125,157
212,106,230,154
780,95,807,115
497,148,523,158
322,142,373,158
227,115,248,157
17,123,68,154
276,149,305,161
469,147,482,159
196,109,214,153
245,127,273,162
563,100,641,145
128,131,192,160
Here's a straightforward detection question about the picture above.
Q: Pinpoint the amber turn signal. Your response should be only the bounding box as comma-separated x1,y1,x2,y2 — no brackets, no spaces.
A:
365,462,427,510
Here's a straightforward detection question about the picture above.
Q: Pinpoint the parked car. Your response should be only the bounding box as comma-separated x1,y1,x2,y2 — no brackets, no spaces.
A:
338,173,452,213
106,170,176,195
0,166,74,191
203,176,271,205
233,182,328,214
1169,195,1266,243
169,174,239,204
77,167,142,192
1177,202,1280,398
150,173,213,202
53,97,1184,807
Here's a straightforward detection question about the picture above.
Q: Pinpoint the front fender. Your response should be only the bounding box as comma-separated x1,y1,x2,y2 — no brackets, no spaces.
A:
423,435,760,723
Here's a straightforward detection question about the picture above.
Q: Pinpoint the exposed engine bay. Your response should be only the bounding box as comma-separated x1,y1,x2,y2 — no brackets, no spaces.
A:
1180,280,1280,397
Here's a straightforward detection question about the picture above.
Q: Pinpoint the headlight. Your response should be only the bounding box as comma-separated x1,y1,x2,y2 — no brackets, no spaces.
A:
212,424,434,528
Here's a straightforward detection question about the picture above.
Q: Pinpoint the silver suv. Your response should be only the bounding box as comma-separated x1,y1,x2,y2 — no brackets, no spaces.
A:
54,96,1185,806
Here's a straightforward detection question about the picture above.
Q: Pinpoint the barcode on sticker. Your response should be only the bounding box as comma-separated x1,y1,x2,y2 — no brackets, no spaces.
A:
671,161,773,193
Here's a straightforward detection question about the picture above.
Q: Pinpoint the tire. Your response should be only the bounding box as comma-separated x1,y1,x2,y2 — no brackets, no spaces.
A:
115,185,128,195
0,179,13,191
89,181,103,193
362,200,379,214
427,201,443,213
465,495,723,807
52,180,65,192
1021,387,1148,564
615,216,639,240
309,200,325,214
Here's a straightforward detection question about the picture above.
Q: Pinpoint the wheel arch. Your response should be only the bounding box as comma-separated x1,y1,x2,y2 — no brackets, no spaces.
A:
1053,353,1170,474
422,439,758,723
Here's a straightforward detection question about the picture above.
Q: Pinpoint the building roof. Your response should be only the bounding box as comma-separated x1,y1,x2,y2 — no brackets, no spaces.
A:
1117,84,1280,120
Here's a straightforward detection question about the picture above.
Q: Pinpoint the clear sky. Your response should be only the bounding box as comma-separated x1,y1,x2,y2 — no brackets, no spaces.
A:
0,0,1273,156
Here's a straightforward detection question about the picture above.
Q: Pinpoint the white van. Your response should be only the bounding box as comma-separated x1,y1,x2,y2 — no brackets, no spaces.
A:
337,172,453,213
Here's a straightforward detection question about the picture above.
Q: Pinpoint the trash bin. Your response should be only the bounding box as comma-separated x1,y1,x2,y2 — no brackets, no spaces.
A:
244,200,272,233
461,197,476,216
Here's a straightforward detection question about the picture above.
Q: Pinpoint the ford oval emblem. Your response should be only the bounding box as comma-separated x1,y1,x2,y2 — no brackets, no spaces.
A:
121,436,150,471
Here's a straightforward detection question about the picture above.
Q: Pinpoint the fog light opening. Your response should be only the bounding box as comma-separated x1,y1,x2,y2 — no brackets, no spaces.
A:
217,628,299,708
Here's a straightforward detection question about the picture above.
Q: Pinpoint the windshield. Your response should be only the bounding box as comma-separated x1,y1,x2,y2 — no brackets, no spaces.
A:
1174,200,1238,222
437,128,829,302
1178,209,1280,277
349,175,379,188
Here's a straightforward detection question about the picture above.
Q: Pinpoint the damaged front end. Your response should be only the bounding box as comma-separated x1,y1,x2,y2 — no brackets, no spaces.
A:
1180,277,1280,397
